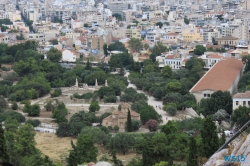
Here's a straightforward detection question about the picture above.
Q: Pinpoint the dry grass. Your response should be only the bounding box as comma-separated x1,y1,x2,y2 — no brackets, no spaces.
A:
35,132,77,161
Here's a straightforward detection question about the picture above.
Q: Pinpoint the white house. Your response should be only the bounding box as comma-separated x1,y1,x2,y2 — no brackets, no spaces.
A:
233,91,250,110
156,53,182,69
61,50,77,62
200,53,224,69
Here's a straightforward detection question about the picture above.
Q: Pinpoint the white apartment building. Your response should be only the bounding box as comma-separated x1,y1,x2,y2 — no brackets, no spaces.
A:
201,29,219,43
145,28,159,43
233,19,250,41
107,2,128,15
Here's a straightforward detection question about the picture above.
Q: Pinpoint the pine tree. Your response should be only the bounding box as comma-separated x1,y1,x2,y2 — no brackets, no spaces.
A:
110,150,124,166
187,136,198,166
219,132,226,147
0,124,9,162
67,134,98,165
201,117,219,158
85,59,92,70
127,109,132,132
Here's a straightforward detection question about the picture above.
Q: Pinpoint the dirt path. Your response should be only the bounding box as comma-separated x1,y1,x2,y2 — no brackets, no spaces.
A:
125,72,178,125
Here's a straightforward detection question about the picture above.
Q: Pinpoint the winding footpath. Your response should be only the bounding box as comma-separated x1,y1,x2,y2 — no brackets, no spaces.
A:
125,72,173,125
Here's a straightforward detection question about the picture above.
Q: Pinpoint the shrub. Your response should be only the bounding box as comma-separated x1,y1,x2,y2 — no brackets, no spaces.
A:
0,111,25,123
114,125,119,132
145,119,158,132
11,102,18,110
108,126,113,130
164,106,177,116
89,101,100,112
26,119,41,127
51,88,62,97
1,66,8,71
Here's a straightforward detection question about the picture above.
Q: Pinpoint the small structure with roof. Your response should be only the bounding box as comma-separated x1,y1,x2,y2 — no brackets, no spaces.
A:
102,103,140,132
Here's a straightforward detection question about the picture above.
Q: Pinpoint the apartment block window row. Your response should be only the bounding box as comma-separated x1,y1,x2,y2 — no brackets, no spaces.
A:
235,101,250,106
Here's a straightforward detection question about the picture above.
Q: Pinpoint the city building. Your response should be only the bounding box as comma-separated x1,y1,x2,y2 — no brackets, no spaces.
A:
233,91,250,110
190,58,245,103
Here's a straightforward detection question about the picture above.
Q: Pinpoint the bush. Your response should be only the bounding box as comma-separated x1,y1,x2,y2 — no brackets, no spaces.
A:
145,119,158,132
114,125,119,132
89,101,100,112
11,102,18,110
51,88,62,97
0,111,25,123
22,103,40,116
1,66,8,71
164,106,177,116
26,119,41,127
104,95,116,103
125,119,141,132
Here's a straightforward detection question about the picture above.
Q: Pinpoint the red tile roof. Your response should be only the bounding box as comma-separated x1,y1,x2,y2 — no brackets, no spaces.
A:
166,55,175,59
207,54,223,59
166,33,179,36
233,91,250,98
190,58,244,93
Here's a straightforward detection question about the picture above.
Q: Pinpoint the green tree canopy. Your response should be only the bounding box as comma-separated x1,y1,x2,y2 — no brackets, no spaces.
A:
89,101,100,112
187,136,198,166
67,134,98,166
184,17,190,24
46,47,62,62
194,45,206,56
202,90,232,115
201,117,219,158
128,38,143,52
161,66,173,78
0,123,9,162
150,42,168,61
231,106,250,128
155,22,163,28
109,132,135,155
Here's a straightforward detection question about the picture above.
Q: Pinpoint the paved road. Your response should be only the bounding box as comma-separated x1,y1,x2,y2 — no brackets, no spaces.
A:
125,72,172,125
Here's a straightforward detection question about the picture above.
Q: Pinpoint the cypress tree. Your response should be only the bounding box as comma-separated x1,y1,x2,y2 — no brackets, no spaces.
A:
127,109,132,132
219,132,226,147
85,59,92,70
0,124,9,162
187,136,198,166
201,117,219,158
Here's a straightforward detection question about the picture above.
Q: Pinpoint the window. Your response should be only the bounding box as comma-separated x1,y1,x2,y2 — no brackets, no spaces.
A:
204,94,207,97
236,101,238,105
207,94,210,97
248,101,250,106
243,101,246,105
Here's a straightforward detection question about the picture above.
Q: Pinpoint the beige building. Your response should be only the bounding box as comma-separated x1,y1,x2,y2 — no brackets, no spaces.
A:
28,33,45,42
190,58,245,103
217,36,238,49
125,27,141,39
102,103,140,132
233,91,250,110
0,34,10,44
87,34,111,51
182,32,202,42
